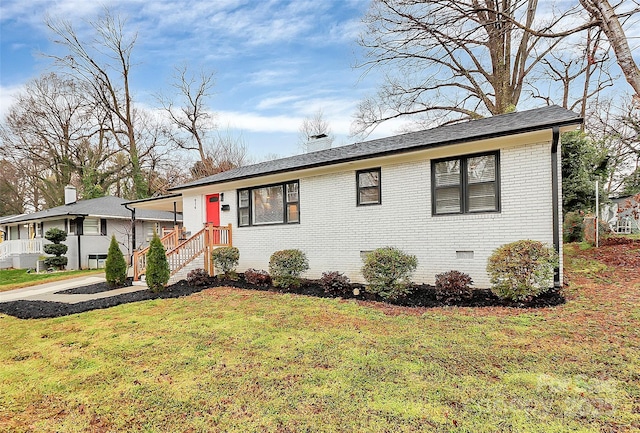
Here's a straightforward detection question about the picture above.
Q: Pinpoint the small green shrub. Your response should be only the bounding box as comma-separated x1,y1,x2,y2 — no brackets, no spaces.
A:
43,256,68,269
43,228,68,270
244,268,271,286
105,235,127,286
487,240,558,301
43,244,68,257
186,268,210,286
212,246,239,277
563,211,584,242
361,247,418,300
434,270,473,302
146,232,170,292
44,228,67,244
269,249,309,288
320,271,351,296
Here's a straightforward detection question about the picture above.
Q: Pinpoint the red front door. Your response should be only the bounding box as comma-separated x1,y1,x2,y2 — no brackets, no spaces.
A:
206,194,220,226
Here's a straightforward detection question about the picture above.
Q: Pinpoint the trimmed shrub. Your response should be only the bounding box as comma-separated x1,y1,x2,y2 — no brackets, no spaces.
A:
269,249,309,288
186,268,210,286
320,271,351,296
105,235,127,286
563,211,584,242
43,228,68,270
487,240,558,301
212,246,239,277
361,247,418,300
43,244,68,257
244,268,271,286
434,270,473,302
146,232,170,292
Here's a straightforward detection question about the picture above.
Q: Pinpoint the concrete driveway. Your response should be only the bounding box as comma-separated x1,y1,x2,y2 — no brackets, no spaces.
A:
0,274,146,304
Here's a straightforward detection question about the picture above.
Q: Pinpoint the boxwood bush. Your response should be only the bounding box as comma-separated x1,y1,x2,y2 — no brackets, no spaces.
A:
269,249,309,288
361,247,417,300
487,240,558,301
212,246,239,278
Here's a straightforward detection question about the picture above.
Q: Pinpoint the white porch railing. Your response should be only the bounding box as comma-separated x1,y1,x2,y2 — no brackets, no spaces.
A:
0,238,44,259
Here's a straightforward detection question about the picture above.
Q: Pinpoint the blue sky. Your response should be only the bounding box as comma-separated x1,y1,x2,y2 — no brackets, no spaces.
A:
2,1,638,162
0,0,401,159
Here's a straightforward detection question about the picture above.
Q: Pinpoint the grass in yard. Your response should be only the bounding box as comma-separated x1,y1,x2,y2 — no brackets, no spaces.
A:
1,245,639,432
0,269,104,292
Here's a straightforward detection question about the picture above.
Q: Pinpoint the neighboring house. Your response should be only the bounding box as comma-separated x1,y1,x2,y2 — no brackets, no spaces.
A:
610,195,640,234
0,187,182,270
127,105,582,287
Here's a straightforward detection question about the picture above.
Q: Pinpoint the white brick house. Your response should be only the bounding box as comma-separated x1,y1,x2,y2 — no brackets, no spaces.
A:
128,106,582,287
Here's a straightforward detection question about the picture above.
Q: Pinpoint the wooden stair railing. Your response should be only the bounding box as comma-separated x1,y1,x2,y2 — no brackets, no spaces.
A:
133,223,232,281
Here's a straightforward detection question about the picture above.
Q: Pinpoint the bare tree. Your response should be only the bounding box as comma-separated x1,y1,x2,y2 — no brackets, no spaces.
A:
354,0,640,135
0,73,123,207
530,27,614,122
298,109,335,152
579,0,640,101
46,9,148,199
354,0,572,135
158,65,217,162
0,159,27,215
189,131,251,179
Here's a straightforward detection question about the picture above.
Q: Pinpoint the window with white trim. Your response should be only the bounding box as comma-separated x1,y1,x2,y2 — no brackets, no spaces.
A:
83,218,100,235
432,152,500,215
238,181,300,227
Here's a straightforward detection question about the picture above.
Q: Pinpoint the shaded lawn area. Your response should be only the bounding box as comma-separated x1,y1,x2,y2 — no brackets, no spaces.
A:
0,269,103,292
0,243,639,432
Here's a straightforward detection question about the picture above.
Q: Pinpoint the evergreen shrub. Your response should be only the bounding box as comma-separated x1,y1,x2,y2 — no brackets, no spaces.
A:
212,246,239,277
269,249,309,288
487,240,558,301
105,235,127,286
361,247,417,300
146,232,170,292
43,228,68,270
434,270,473,302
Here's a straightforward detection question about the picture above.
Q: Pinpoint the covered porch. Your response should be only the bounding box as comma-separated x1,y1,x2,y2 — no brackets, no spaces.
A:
123,194,233,281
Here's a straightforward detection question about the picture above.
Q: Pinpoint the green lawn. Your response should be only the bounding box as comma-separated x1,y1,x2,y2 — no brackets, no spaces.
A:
1,247,638,432
0,269,104,292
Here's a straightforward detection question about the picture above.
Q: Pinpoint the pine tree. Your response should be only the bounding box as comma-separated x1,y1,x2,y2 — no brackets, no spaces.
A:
105,235,127,287
146,232,170,292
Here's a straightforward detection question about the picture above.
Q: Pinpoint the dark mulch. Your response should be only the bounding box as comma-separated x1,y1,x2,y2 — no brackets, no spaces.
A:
0,275,564,320
56,278,134,295
228,279,565,309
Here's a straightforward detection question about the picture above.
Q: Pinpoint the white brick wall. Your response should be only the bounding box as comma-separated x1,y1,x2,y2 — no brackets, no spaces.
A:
183,140,560,288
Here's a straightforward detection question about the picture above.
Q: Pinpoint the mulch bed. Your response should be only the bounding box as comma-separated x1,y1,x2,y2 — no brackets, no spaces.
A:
0,274,565,320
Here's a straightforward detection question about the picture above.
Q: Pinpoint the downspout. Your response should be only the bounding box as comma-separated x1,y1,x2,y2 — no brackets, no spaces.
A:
76,216,84,270
173,201,177,226
551,127,561,288
124,204,136,264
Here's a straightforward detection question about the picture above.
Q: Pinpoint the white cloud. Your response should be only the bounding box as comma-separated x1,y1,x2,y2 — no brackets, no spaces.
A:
0,84,23,120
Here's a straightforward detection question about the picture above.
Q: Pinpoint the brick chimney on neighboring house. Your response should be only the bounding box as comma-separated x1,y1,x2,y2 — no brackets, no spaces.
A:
64,185,77,205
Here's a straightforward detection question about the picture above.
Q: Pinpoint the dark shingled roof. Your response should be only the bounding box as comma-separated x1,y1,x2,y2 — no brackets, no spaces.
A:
170,105,582,191
1,196,181,224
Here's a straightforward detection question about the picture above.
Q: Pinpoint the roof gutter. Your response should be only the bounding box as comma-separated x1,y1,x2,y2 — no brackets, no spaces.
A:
551,126,561,288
